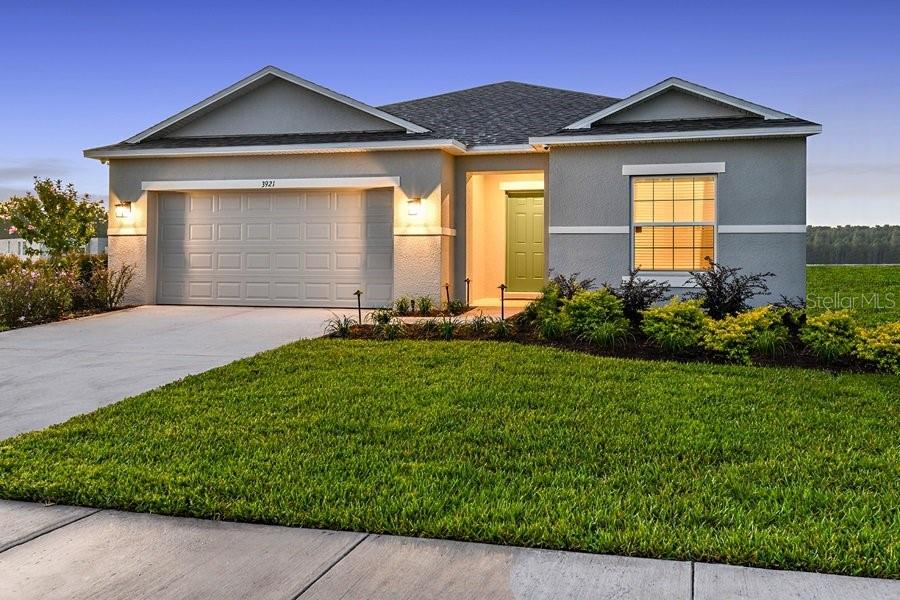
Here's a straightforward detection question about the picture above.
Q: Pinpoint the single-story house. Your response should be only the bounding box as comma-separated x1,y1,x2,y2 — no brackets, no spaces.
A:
85,66,820,307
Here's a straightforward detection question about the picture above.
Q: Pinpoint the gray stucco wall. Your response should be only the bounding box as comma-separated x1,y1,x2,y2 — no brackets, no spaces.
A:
548,138,808,300
170,78,402,137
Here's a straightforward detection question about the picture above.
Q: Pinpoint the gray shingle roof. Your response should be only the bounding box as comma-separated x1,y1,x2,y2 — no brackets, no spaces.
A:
539,116,820,138
378,82,620,145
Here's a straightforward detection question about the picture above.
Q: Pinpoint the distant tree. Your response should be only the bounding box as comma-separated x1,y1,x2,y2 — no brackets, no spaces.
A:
0,178,106,257
807,225,900,264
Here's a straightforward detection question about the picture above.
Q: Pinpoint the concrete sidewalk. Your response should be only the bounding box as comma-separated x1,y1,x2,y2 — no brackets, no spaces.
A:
0,500,896,599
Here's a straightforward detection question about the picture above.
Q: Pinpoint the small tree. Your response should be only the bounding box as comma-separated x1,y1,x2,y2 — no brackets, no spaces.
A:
0,178,107,257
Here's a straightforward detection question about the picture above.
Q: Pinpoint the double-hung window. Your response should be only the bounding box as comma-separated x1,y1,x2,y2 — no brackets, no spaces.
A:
632,175,716,271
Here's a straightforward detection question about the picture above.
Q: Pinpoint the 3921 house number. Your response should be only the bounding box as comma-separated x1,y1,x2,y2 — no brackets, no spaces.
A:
261,180,276,188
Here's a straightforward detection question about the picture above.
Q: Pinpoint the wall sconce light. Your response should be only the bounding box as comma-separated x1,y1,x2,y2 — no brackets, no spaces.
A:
407,197,421,216
114,201,132,219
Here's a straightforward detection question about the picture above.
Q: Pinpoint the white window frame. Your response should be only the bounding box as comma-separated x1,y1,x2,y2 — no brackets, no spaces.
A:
629,173,718,278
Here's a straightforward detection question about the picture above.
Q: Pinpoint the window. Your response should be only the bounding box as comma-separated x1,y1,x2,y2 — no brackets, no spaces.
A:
632,175,715,271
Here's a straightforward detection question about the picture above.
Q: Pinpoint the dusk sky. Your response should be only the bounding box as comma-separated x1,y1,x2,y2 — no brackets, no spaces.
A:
1,1,897,225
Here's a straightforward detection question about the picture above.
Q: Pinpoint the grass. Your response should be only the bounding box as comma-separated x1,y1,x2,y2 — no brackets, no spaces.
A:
1,340,898,578
807,265,900,325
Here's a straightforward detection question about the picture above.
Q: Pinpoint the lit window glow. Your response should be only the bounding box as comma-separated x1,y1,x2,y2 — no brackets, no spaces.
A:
632,175,715,271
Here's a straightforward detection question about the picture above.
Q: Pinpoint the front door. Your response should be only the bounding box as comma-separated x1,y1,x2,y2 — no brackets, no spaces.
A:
506,192,545,292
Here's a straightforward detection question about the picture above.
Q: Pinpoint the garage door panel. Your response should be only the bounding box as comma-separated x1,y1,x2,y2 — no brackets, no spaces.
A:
158,189,393,307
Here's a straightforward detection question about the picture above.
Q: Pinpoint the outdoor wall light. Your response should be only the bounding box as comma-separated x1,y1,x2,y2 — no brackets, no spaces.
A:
407,197,421,216
114,201,132,219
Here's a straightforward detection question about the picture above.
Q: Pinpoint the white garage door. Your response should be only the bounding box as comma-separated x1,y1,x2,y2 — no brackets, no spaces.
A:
156,188,393,307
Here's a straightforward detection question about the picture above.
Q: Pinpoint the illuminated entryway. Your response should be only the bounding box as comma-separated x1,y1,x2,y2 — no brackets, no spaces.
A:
466,171,545,304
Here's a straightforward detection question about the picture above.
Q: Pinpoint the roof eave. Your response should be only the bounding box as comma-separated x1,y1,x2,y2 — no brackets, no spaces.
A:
530,125,822,147
83,138,468,160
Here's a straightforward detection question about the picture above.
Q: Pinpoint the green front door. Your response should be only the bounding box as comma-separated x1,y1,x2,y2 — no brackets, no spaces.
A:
506,192,545,292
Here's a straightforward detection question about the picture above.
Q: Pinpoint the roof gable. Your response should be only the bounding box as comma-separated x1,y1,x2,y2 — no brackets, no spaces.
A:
565,77,793,129
126,66,428,143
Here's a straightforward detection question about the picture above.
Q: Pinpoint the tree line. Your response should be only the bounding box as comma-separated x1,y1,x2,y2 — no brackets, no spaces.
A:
807,225,899,264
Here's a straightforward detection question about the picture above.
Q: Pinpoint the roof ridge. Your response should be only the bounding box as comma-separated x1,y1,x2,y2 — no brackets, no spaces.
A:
379,81,618,109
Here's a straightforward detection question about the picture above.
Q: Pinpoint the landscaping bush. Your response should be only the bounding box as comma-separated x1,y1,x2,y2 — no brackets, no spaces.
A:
0,254,26,276
416,296,434,316
561,289,630,346
368,307,393,326
702,306,788,364
550,272,595,300
641,298,707,354
612,269,671,326
688,260,774,319
394,296,412,316
854,322,900,374
445,298,468,316
0,266,73,327
84,264,134,310
324,314,356,338
799,310,858,362
374,318,404,340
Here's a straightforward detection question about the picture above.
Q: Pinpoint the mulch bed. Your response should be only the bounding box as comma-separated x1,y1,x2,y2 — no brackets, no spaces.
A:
343,321,875,374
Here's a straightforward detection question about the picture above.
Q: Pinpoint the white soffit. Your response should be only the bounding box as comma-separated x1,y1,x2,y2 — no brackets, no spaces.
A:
622,162,725,176
125,66,429,143
565,77,794,130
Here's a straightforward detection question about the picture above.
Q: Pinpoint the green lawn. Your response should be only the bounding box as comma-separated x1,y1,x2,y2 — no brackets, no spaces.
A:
807,265,900,325
1,340,898,578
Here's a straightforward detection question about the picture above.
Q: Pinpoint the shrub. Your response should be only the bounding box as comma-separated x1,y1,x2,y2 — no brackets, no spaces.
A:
491,318,513,339
420,318,440,337
445,298,467,316
524,283,561,324
368,307,393,326
394,296,412,316
641,298,707,354
416,296,434,316
323,313,356,338
0,266,73,327
86,264,134,310
560,289,629,341
854,322,900,374
702,306,788,364
687,260,774,319
538,312,565,340
0,254,26,276
612,269,671,326
579,320,633,348
799,310,858,362
375,318,404,340
468,313,491,335
550,272,595,300
439,317,458,340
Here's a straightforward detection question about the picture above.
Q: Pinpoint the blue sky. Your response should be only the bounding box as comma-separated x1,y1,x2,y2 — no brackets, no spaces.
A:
1,1,897,225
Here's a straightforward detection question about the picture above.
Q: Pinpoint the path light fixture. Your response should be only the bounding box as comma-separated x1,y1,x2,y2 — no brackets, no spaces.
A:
407,197,421,216
354,289,363,323
498,283,507,320
464,277,471,308
114,201,132,219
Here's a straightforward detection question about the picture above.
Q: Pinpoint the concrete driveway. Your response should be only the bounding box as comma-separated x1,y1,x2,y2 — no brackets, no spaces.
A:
0,305,348,439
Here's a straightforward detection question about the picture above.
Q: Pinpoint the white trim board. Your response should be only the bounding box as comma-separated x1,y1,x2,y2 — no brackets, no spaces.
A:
626,273,696,287
565,77,793,129
142,176,400,192
623,162,725,176
549,226,629,234
86,139,467,160
499,180,545,191
719,225,806,234
530,125,821,146
126,66,428,143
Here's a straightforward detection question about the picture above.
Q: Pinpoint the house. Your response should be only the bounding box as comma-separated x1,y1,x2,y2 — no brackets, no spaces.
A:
84,66,820,307
0,223,108,258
